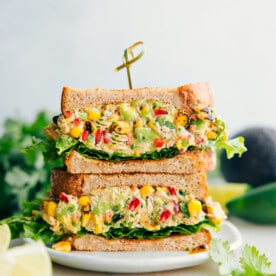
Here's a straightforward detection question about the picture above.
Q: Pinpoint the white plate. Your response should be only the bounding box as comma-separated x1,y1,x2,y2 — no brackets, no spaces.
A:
46,221,242,273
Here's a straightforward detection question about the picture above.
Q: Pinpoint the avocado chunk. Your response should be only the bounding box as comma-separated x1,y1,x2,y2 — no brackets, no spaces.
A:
220,127,276,187
134,127,157,142
119,103,139,121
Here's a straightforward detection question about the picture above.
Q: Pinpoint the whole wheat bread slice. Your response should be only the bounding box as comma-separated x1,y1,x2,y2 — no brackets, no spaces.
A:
71,229,211,252
61,82,214,113
64,149,216,174
51,168,208,200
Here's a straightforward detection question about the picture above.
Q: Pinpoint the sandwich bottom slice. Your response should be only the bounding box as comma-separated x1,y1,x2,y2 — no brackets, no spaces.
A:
40,171,226,253
70,229,212,252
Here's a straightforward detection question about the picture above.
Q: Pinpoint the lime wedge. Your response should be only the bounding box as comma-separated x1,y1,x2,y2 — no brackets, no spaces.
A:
208,183,250,213
0,241,52,276
0,224,11,254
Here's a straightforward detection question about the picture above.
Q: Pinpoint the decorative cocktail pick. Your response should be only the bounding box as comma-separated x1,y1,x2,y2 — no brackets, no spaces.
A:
114,41,144,89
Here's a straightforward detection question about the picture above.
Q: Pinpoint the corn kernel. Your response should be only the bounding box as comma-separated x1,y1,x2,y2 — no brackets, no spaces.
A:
141,106,149,112
188,199,202,217
52,241,71,252
141,215,160,231
92,214,104,234
47,201,57,217
133,121,143,128
197,113,207,120
134,149,140,156
108,114,119,122
63,216,72,226
43,201,57,217
147,120,155,129
140,185,155,198
113,121,131,134
87,110,101,120
91,122,97,135
174,111,189,127
43,201,49,211
176,140,183,150
82,212,92,227
70,126,83,138
78,196,91,207
205,130,217,140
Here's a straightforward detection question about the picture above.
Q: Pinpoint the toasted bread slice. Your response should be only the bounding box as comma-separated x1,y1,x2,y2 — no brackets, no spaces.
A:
71,229,211,252
51,168,208,200
61,82,214,113
64,149,216,174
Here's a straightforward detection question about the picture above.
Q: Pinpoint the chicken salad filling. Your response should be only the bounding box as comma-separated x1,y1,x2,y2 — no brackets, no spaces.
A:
45,100,228,160
41,185,226,238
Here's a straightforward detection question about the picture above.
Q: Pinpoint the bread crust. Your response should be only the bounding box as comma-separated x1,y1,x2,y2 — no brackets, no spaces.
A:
61,82,214,113
51,169,208,200
64,149,216,174
71,230,212,252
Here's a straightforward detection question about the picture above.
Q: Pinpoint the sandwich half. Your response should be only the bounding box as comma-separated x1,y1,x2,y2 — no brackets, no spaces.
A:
39,169,225,252
43,82,241,174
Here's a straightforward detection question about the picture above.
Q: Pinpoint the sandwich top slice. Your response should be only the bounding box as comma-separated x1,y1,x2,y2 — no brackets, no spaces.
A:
43,82,245,165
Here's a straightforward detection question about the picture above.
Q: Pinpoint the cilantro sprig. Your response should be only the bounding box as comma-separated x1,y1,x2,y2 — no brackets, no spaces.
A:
0,111,63,219
209,238,275,276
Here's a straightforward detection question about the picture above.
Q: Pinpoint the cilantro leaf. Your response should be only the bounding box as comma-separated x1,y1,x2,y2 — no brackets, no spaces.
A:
0,111,63,219
240,244,272,275
209,239,275,276
209,238,240,275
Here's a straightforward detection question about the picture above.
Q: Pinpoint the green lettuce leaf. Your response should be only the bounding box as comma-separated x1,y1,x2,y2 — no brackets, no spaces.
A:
216,136,247,159
73,143,180,162
0,200,60,244
101,219,217,240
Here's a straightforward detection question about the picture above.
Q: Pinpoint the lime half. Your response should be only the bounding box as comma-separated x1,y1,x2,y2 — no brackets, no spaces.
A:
0,241,52,276
208,183,250,213
0,224,11,254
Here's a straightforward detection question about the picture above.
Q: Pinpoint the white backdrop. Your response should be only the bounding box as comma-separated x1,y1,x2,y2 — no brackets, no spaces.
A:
1,0,276,135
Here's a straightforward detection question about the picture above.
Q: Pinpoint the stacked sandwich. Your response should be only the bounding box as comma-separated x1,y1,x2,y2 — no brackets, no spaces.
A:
42,82,228,252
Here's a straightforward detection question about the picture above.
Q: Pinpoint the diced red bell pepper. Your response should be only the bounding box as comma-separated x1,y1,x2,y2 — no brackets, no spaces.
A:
82,130,89,141
128,197,141,211
59,192,69,203
154,138,165,148
102,130,111,144
159,209,171,222
190,114,198,120
73,118,82,126
64,110,72,118
154,109,168,116
168,185,177,196
95,129,103,144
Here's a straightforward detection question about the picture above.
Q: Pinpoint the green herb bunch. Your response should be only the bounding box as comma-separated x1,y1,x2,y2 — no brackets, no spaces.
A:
0,111,62,219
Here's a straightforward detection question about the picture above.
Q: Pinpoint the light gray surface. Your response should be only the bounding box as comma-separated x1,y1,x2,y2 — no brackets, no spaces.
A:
1,0,276,135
